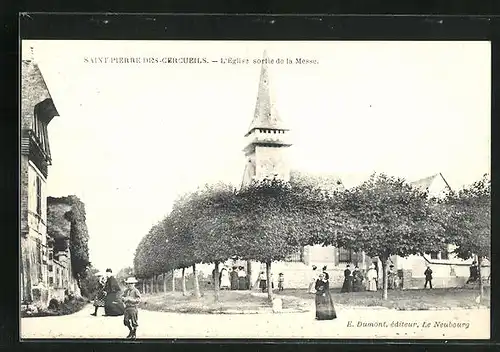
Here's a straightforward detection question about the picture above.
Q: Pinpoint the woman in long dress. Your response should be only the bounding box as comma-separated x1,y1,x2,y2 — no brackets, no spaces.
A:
219,267,231,290
352,266,364,292
366,264,378,292
230,267,239,290
340,265,353,293
258,271,267,292
238,266,247,290
314,273,337,320
308,265,318,294
91,274,106,316
104,269,124,316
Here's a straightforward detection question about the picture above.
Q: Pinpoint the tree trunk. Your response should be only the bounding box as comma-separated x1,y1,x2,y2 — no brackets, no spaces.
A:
380,256,388,300
181,268,187,296
193,264,201,298
171,269,176,292
214,261,220,302
163,273,167,293
142,280,145,294
478,255,484,300
266,260,273,302
246,261,252,290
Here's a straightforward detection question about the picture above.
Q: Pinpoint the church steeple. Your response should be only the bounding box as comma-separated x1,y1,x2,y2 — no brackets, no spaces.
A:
246,50,288,136
241,50,292,186
243,50,292,156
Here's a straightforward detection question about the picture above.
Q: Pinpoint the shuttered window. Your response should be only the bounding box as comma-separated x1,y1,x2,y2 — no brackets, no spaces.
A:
36,176,42,216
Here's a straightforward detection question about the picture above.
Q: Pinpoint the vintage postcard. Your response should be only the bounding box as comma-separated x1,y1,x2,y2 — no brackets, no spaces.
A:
20,40,490,340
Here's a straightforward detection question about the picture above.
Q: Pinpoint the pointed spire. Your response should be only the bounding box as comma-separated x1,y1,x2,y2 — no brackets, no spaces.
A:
246,50,287,136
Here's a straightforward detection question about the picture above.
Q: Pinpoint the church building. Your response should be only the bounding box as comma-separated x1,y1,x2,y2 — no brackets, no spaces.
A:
239,51,485,290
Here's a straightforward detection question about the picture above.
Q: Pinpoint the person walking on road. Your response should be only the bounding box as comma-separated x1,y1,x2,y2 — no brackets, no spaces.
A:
424,266,433,289
91,273,106,316
314,272,337,320
104,268,124,316
122,277,141,340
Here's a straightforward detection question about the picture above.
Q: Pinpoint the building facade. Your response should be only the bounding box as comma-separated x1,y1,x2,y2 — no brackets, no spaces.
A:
21,50,79,307
238,51,486,290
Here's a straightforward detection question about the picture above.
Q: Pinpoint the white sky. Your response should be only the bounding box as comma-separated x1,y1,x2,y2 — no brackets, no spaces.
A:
22,40,491,272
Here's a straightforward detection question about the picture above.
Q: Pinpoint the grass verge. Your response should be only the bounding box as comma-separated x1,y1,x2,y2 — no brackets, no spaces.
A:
139,290,309,314
276,287,490,310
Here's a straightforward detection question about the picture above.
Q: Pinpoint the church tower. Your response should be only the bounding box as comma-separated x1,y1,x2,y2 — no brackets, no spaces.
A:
241,50,292,187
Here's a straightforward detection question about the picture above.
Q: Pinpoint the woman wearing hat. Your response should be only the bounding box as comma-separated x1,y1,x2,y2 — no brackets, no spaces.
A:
308,265,318,294
314,272,337,320
366,264,378,292
104,268,124,316
90,272,106,316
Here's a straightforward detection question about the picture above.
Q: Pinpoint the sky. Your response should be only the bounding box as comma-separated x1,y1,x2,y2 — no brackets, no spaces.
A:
22,40,491,272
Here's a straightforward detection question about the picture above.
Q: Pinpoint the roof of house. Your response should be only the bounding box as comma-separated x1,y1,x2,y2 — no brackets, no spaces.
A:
246,50,287,135
21,59,59,126
410,173,452,192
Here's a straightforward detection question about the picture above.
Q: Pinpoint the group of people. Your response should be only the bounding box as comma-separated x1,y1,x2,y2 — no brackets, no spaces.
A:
212,266,250,290
212,266,286,292
92,268,142,340
258,271,284,292
309,263,402,295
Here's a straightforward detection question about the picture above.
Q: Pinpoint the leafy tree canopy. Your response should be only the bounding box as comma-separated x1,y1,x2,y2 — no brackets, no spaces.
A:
439,174,490,260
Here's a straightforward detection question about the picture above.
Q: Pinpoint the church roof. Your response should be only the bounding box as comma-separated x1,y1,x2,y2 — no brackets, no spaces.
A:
289,170,345,192
246,50,287,135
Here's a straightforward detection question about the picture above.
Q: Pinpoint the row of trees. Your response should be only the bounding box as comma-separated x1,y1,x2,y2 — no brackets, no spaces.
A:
134,173,490,301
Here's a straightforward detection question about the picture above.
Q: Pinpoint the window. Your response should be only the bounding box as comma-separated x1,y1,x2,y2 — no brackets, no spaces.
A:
35,176,42,216
35,241,43,281
49,277,53,285
285,247,304,262
48,265,53,272
428,251,449,260
338,248,360,264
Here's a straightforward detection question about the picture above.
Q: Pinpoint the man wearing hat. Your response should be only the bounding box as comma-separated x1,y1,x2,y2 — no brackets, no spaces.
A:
121,277,141,339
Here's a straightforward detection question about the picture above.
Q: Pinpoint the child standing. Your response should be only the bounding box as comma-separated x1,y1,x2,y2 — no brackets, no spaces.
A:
122,277,141,339
258,271,267,292
278,273,284,291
